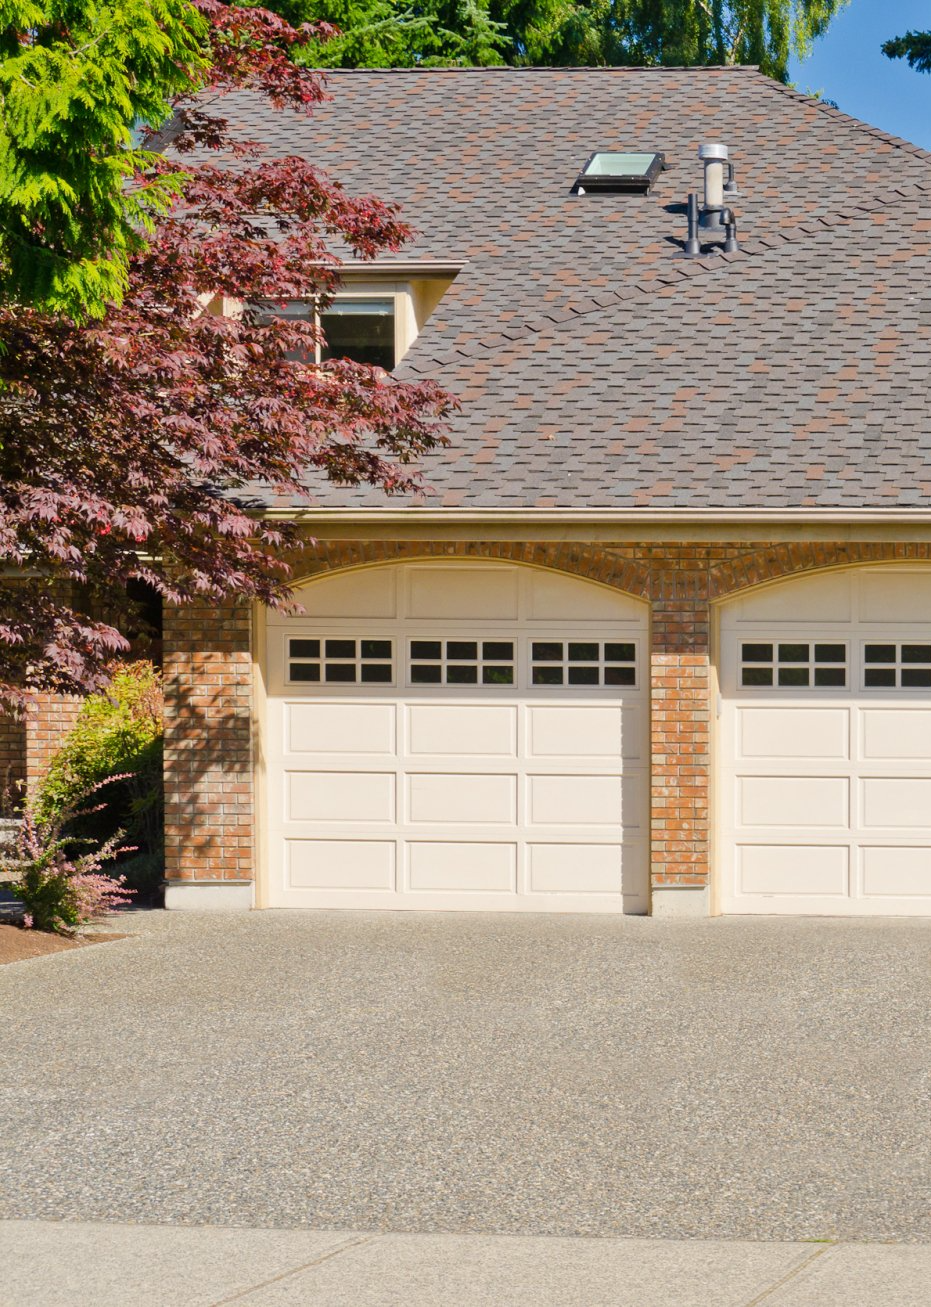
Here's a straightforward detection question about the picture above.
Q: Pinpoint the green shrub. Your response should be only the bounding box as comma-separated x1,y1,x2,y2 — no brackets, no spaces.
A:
37,662,164,897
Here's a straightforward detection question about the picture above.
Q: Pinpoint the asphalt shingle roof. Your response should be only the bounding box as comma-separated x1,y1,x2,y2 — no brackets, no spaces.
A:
218,67,931,511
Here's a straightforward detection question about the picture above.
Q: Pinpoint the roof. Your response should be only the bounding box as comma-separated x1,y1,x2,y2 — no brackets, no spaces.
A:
217,67,931,512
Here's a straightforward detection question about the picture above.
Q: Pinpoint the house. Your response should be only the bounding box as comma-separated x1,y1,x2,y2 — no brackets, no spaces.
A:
18,66,931,917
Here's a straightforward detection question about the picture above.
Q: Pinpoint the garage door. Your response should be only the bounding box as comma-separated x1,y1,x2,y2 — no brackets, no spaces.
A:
263,561,649,912
719,565,931,915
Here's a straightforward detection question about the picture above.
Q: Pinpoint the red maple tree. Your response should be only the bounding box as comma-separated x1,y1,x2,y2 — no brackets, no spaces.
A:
0,3,452,707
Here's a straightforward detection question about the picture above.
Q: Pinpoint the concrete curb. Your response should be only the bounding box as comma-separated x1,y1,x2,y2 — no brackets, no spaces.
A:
3,1221,930,1306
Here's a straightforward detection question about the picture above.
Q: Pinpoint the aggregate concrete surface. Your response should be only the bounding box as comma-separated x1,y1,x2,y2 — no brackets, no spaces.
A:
1,911,929,1241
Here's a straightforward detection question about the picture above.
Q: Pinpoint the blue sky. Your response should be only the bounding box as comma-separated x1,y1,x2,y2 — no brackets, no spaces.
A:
788,0,931,148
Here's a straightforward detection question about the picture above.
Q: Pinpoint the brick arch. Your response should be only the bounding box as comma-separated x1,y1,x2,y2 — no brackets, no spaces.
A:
710,542,931,601
289,539,655,601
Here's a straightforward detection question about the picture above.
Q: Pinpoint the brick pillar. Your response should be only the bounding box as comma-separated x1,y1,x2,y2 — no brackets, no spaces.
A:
24,694,82,794
163,600,255,909
649,597,712,917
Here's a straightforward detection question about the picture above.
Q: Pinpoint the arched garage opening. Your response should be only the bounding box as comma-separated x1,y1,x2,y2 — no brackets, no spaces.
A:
717,563,931,916
260,558,649,912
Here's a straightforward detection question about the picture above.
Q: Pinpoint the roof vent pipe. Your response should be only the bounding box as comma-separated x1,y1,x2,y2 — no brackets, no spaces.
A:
683,142,739,257
699,143,728,225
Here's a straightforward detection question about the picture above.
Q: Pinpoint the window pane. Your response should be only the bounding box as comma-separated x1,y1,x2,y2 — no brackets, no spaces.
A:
814,667,846,687
865,644,896,664
605,643,635,662
361,639,391,659
361,664,392,683
604,666,636,686
778,643,809,663
742,667,773,686
815,644,846,663
483,666,514,685
902,645,931,664
533,666,563,685
568,666,599,685
742,644,773,663
447,665,478,684
865,668,896,687
290,663,320,682
290,639,320,658
411,640,441,660
568,642,599,662
411,665,442,684
325,639,355,658
325,664,356,682
320,299,395,370
902,668,931,687
532,642,563,662
482,641,514,660
447,641,477,661
778,667,810,686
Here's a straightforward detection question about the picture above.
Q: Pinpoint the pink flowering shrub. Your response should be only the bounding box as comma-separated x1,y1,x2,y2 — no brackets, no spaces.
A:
2,779,135,935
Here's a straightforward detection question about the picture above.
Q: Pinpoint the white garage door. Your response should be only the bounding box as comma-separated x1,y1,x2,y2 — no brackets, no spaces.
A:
720,565,931,915
263,561,649,912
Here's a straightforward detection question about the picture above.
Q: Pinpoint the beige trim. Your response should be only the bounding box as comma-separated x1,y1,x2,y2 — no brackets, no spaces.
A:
252,602,270,910
261,508,931,545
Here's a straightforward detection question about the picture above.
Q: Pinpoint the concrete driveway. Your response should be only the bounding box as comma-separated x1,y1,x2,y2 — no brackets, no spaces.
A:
0,911,929,1242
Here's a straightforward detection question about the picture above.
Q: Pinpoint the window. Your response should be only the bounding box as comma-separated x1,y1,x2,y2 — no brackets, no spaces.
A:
740,642,847,688
288,637,393,684
409,639,515,686
253,296,396,370
864,643,931,688
531,641,636,687
574,152,665,194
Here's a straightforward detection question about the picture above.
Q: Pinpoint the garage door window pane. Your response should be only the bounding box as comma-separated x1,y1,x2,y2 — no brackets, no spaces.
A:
741,641,846,690
865,642,931,689
289,636,394,685
531,640,637,688
409,639,514,687
533,665,564,685
568,666,599,685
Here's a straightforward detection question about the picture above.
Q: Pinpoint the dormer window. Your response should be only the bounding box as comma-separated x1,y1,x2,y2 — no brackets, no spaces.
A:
321,298,395,370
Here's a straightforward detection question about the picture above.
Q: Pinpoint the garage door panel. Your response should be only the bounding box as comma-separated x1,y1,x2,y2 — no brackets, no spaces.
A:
408,843,516,892
862,847,931,897
528,843,626,894
861,778,931,830
407,704,517,757
287,771,396,823
737,845,849,897
287,839,396,890
527,775,622,827
861,709,931,761
859,571,931,623
527,705,639,760
407,566,518,620
408,773,517,825
737,776,849,830
286,702,396,756
737,708,850,761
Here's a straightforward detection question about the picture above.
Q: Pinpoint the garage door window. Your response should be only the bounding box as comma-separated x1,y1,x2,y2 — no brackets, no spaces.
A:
740,641,847,688
408,639,515,685
531,641,636,687
864,642,931,688
288,637,393,684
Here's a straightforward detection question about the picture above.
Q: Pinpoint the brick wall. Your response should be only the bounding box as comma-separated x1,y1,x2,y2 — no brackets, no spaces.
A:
160,539,931,906
24,694,82,794
0,712,26,805
162,599,254,884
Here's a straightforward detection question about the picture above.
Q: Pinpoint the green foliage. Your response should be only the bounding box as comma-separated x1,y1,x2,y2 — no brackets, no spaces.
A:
37,662,164,885
883,30,931,75
0,0,207,319
289,0,848,81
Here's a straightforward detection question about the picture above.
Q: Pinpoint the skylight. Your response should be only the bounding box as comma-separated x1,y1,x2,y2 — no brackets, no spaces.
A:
574,152,665,195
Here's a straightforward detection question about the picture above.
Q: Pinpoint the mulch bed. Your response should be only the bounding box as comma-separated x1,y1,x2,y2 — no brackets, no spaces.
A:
0,922,126,966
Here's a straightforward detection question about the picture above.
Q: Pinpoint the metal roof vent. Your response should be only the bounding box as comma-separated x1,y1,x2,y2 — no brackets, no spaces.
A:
574,151,665,195
683,142,739,256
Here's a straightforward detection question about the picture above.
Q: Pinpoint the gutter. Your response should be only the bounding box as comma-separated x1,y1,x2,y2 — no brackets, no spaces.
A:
263,508,931,525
